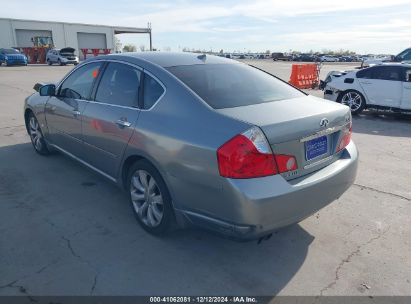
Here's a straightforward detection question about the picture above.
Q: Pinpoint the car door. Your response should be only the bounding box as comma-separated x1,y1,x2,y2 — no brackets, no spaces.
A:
81,61,142,178
45,61,103,158
358,66,403,108
402,67,411,110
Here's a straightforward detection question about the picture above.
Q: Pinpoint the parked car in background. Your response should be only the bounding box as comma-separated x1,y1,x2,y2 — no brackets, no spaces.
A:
0,48,28,66
323,63,411,114
362,49,411,67
46,47,79,66
295,54,318,62
320,55,338,62
272,52,292,61
25,52,357,240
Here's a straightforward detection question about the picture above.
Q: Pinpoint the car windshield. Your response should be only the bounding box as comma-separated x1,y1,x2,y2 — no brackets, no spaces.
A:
2,49,19,54
167,63,304,109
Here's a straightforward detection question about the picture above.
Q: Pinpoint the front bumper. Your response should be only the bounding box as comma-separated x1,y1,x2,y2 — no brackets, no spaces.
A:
5,59,27,65
183,141,358,240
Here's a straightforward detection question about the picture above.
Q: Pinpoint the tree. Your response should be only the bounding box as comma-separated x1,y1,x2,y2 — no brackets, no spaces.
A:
265,50,271,54
123,44,137,52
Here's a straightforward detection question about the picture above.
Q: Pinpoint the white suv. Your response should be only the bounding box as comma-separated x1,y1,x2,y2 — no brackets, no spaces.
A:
46,48,79,66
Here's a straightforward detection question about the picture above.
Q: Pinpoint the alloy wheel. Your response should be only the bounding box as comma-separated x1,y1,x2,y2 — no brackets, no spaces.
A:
130,170,164,227
29,116,43,151
341,91,363,111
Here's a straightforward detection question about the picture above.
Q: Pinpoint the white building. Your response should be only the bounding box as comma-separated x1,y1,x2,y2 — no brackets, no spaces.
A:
0,18,152,59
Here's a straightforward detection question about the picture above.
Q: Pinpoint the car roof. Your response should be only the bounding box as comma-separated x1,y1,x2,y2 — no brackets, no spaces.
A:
108,52,238,68
378,63,411,67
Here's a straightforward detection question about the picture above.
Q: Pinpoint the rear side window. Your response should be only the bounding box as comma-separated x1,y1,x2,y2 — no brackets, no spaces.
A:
356,68,373,79
372,66,402,81
95,62,141,107
167,63,304,109
59,62,102,99
143,74,164,109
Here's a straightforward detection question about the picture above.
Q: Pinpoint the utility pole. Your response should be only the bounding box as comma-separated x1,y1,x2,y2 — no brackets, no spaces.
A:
148,22,152,51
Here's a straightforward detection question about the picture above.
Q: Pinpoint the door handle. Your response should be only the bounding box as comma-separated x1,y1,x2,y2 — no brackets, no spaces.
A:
115,119,132,128
72,110,81,117
360,81,371,85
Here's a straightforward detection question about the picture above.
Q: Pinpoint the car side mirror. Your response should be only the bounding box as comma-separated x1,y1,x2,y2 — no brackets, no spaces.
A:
39,84,56,96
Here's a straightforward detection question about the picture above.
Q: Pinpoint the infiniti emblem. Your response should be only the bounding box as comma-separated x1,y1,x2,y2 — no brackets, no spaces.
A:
320,118,329,128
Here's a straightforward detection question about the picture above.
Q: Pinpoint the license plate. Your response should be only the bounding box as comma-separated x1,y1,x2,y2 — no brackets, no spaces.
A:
305,136,328,161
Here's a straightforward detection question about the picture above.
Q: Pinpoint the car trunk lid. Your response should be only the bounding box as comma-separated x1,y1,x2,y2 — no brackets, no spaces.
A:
216,95,352,179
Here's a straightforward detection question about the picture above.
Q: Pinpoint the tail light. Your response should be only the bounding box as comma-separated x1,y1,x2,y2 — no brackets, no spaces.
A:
217,127,298,179
336,123,352,152
275,154,298,173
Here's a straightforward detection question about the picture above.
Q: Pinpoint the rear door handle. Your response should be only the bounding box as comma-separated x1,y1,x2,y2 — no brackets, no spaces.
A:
360,81,371,85
115,119,132,128
72,110,81,117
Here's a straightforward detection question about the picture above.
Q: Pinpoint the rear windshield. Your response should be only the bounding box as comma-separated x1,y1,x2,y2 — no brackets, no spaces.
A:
167,63,304,109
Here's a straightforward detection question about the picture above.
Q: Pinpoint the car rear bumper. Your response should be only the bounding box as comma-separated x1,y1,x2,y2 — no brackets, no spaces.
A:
324,88,339,102
182,141,358,241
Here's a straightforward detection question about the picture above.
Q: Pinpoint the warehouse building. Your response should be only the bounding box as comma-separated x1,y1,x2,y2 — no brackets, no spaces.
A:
0,18,152,60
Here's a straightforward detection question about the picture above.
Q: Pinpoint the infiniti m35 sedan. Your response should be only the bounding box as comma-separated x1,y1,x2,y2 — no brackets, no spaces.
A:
24,52,358,240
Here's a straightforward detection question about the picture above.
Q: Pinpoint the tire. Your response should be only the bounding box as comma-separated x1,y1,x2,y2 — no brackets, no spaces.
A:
27,113,50,155
58,59,63,66
127,160,175,235
47,59,52,66
338,90,366,115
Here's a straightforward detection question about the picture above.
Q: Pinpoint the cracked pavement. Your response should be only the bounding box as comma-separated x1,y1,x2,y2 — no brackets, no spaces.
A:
0,63,410,296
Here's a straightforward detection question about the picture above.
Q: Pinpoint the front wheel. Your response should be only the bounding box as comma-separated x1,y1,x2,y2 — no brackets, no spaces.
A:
27,113,50,155
339,90,366,115
127,160,175,235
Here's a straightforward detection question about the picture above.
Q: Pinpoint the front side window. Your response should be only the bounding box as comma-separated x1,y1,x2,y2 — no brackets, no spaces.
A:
143,74,164,109
95,62,141,107
59,62,102,99
167,63,304,109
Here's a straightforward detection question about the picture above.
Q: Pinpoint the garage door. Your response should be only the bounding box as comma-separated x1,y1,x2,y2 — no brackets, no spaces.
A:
77,32,107,60
15,29,52,47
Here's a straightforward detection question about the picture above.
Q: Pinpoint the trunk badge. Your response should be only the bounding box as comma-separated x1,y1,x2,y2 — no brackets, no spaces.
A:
320,118,329,128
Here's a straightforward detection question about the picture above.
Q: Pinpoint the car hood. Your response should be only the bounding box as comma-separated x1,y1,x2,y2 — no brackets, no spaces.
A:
60,47,76,54
216,95,350,143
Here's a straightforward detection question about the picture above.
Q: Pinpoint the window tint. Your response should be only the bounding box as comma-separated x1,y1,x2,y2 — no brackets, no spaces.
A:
95,62,141,107
372,66,402,81
356,68,373,79
397,49,411,61
143,74,164,109
167,64,304,109
405,69,411,82
59,62,102,99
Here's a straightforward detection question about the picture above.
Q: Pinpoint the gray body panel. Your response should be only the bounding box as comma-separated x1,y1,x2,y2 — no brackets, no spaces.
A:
24,52,358,240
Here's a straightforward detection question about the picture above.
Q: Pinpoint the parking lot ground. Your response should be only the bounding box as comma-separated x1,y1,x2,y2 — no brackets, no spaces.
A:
0,63,410,297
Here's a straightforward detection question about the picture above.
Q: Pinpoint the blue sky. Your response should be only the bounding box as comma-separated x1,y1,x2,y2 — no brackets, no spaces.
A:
2,0,411,54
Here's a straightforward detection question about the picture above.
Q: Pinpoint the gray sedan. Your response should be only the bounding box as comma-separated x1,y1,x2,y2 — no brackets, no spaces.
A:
24,52,358,240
